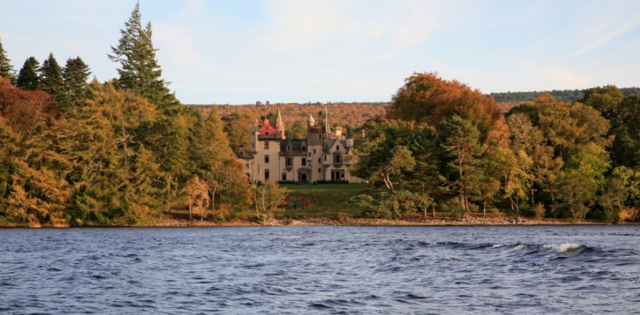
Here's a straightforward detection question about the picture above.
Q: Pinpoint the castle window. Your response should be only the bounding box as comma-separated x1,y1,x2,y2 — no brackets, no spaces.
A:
334,154,341,164
286,157,293,167
302,158,307,166
302,146,306,152
314,149,316,154
309,152,311,157
282,173,287,181
318,168,321,173
318,158,321,163
287,145,291,151
252,131,254,136
324,155,327,162
264,141,269,149
265,155,270,163
265,169,270,180
337,145,340,151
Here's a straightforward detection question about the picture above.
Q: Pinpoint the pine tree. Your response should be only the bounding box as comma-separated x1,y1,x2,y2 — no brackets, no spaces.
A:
108,2,176,111
39,53,67,107
16,57,40,90
63,57,91,109
439,115,485,214
0,36,15,82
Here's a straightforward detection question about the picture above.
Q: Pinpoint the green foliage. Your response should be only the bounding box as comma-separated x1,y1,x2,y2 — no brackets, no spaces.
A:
438,115,485,213
108,2,177,112
62,57,91,110
16,57,40,90
39,53,67,106
488,87,640,103
287,121,307,140
0,36,14,82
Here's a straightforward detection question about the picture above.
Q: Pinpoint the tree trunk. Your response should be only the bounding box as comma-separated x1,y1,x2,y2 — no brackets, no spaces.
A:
483,200,487,217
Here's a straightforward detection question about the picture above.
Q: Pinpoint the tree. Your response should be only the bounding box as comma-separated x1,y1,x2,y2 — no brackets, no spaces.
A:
0,36,15,82
108,2,177,110
350,120,419,192
16,57,40,91
505,113,544,154
223,110,255,152
388,72,501,138
287,121,307,140
438,115,485,214
63,57,91,109
490,147,532,215
191,107,242,216
578,85,623,120
253,180,287,224
39,53,67,107
0,78,57,136
599,167,640,222
556,173,596,222
610,95,640,168
183,175,210,221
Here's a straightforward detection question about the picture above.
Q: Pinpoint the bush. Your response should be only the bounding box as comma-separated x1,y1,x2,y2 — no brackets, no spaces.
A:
532,203,546,219
618,208,639,223
286,197,311,209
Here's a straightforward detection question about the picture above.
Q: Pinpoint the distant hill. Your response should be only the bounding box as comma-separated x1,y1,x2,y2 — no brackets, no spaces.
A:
488,87,640,103
187,102,389,128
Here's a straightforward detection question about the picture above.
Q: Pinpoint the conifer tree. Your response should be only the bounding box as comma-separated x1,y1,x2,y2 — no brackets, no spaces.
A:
108,2,176,110
16,57,40,90
63,57,91,109
39,53,67,107
0,36,15,83
438,115,485,214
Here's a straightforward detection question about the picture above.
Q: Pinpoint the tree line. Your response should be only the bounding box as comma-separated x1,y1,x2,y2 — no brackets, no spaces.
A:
488,87,640,104
0,3,286,226
350,73,640,222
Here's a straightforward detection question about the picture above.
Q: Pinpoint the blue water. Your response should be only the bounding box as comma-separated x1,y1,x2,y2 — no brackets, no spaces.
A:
1,226,639,314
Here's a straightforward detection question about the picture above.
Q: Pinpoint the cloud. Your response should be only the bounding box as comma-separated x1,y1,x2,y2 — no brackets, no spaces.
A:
520,59,590,89
560,15,640,60
258,0,442,59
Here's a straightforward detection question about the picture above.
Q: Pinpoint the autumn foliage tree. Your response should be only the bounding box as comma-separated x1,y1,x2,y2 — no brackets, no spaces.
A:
387,72,501,138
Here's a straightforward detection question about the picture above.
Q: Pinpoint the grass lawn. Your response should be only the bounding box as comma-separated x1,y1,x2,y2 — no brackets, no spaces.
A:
279,183,372,219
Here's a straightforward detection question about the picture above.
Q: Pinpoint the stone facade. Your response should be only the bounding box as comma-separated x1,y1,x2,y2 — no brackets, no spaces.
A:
235,106,366,184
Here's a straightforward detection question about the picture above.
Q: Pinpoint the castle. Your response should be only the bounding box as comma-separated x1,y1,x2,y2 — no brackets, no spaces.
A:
233,106,366,184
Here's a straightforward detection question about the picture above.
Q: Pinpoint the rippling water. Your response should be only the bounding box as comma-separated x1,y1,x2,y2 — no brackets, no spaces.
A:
1,225,639,314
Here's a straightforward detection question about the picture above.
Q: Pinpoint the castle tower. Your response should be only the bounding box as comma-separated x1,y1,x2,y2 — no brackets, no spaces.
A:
346,124,354,148
250,119,259,153
275,106,285,139
308,114,315,127
324,105,330,135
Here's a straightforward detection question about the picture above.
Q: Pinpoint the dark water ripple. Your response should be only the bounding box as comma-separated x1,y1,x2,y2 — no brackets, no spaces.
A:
1,225,639,314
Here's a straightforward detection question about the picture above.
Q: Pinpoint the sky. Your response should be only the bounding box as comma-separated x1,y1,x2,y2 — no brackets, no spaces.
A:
1,0,639,105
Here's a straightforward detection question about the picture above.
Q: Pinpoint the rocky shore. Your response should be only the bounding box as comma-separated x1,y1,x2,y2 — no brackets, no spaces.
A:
2,215,617,228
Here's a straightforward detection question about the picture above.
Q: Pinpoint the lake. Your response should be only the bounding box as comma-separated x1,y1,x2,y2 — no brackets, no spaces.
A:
1,225,639,314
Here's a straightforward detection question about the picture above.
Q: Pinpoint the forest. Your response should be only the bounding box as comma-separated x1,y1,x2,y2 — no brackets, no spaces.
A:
0,4,281,227
352,73,640,223
1,4,639,227
488,87,640,103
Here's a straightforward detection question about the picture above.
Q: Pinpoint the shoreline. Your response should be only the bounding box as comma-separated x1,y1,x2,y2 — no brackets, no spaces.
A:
1,216,628,228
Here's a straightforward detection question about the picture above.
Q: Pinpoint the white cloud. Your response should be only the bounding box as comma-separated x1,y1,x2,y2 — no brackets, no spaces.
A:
519,59,590,90
560,15,640,60
258,0,442,59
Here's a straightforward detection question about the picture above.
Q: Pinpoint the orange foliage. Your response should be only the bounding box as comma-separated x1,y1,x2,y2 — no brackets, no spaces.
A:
387,72,501,137
0,78,58,136
188,102,388,130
